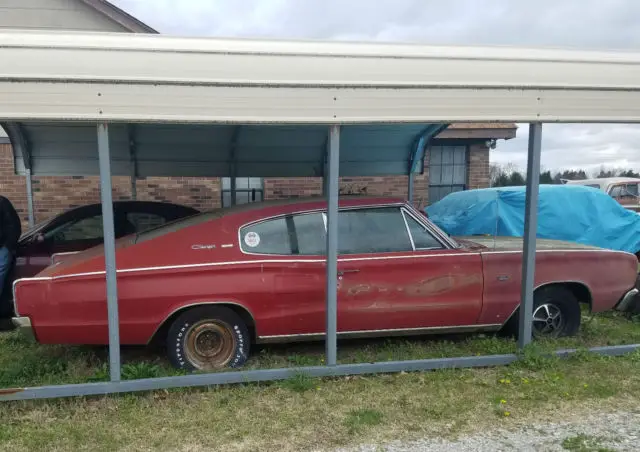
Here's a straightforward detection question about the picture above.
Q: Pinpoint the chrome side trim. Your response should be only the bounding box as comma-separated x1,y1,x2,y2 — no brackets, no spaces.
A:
481,249,632,256
145,301,259,344
20,250,617,282
257,323,503,344
11,277,51,316
37,253,475,281
50,251,81,265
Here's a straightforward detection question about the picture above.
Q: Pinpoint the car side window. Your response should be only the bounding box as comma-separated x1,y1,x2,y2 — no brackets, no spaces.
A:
127,212,167,233
240,213,326,255
402,210,444,250
45,215,104,242
610,185,623,198
290,213,326,255
240,217,291,254
338,207,412,254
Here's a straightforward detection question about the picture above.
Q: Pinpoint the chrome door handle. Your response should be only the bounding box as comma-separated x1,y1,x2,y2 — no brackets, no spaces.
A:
337,269,360,276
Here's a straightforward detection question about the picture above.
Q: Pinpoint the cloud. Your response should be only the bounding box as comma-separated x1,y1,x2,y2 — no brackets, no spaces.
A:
494,124,640,175
112,0,640,171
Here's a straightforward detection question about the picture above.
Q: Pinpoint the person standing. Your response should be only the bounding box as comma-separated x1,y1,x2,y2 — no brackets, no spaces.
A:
0,195,21,301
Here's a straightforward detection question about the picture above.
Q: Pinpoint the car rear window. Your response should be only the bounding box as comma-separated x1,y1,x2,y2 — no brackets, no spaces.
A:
240,212,326,255
135,210,223,243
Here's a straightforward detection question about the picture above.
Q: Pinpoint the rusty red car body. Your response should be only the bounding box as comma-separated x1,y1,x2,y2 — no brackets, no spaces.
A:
10,197,639,370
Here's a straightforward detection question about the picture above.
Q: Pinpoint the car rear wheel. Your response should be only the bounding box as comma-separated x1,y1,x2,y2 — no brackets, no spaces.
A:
503,286,581,339
167,306,250,371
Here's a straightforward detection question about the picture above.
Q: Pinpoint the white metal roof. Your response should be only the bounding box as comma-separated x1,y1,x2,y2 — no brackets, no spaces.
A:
2,30,640,123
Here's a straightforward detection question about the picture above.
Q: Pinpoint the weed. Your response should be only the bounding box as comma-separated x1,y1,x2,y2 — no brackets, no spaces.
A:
561,434,615,452
286,354,319,367
344,408,384,434
88,364,109,382
278,372,318,393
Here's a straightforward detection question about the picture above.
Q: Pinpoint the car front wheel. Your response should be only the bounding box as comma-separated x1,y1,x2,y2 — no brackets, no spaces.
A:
531,286,581,338
503,286,581,339
167,306,250,371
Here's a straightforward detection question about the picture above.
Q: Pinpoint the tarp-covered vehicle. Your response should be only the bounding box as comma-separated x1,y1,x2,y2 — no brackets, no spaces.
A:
425,185,640,257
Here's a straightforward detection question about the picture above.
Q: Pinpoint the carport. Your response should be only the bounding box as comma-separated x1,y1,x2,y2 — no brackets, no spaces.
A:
1,30,640,400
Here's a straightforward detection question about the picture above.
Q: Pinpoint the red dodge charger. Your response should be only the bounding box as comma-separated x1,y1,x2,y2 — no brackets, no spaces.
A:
11,197,639,370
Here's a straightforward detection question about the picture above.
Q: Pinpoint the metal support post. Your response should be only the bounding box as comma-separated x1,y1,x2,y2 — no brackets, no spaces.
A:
97,123,121,382
518,123,542,349
407,175,414,205
325,125,340,366
128,126,137,201
25,168,35,228
130,177,137,201
229,126,241,206
230,177,237,206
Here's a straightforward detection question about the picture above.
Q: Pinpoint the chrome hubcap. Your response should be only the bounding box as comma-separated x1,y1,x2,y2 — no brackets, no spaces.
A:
532,303,565,337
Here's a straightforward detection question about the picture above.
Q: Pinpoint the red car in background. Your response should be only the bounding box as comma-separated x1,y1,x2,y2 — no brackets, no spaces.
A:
11,197,639,371
0,201,198,319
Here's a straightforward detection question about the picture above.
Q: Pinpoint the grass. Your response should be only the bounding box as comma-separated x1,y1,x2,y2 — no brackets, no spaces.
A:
562,434,616,452
0,311,639,451
344,408,384,434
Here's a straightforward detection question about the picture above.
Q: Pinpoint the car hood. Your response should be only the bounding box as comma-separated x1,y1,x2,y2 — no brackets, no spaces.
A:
456,235,605,252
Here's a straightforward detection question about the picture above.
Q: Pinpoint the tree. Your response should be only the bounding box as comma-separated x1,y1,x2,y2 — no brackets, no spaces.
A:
596,167,617,178
490,162,526,187
618,169,640,178
508,171,526,186
553,169,588,184
539,170,554,184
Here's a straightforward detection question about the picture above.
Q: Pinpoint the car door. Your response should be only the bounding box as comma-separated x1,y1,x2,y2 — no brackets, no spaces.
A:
336,206,484,333
238,211,327,337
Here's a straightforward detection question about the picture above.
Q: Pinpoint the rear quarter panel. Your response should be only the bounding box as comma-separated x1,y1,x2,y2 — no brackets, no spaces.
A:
478,249,637,325
15,208,311,345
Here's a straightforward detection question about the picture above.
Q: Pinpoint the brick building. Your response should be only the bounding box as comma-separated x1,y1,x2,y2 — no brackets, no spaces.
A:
0,0,517,225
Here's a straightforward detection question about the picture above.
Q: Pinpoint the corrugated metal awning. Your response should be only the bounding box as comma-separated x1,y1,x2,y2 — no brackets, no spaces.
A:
4,122,447,177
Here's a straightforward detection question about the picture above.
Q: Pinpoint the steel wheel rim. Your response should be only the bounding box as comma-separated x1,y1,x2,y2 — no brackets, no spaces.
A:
532,303,565,337
184,320,236,370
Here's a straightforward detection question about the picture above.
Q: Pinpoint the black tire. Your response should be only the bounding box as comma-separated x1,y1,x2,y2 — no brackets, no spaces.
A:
503,286,581,339
167,306,250,371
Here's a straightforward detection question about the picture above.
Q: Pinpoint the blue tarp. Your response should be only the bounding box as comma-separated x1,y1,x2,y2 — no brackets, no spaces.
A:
426,185,640,254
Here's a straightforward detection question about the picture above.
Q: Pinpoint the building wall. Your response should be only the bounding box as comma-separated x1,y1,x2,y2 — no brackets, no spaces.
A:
0,143,222,226
0,0,129,32
467,143,490,190
0,141,488,227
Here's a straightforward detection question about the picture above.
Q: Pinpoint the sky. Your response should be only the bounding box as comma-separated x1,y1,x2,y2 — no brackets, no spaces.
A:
111,0,640,175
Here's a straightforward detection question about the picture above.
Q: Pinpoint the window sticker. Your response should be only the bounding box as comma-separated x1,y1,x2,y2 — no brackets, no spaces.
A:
244,231,260,248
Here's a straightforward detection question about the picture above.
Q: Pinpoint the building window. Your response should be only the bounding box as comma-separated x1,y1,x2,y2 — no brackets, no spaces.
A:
221,177,264,207
428,145,467,204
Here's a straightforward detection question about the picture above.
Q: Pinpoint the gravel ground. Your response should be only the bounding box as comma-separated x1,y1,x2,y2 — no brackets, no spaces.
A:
339,410,640,452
